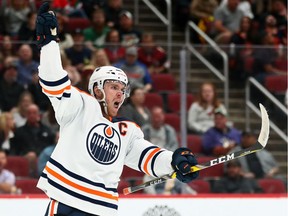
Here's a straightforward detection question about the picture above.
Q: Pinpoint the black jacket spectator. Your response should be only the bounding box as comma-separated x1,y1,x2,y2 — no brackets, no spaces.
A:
0,64,24,112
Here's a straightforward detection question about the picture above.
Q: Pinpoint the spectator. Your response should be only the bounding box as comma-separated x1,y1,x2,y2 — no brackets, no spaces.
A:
212,160,263,193
118,10,142,47
219,0,254,19
0,36,18,68
189,0,219,43
10,104,55,177
78,0,106,19
214,0,244,44
270,0,287,34
141,106,193,195
17,11,37,43
142,106,179,151
57,14,74,50
27,71,50,112
0,0,32,36
66,65,82,88
64,28,92,72
11,91,34,128
252,32,286,84
77,64,94,93
261,15,284,46
37,132,59,176
114,46,152,92
138,32,170,74
202,106,242,156
83,8,110,50
0,149,16,194
0,61,25,112
229,131,281,179
0,112,15,154
15,44,39,87
188,82,226,134
41,104,60,134
105,0,124,28
118,86,150,127
90,49,110,67
104,28,126,64
17,11,38,61
229,16,254,81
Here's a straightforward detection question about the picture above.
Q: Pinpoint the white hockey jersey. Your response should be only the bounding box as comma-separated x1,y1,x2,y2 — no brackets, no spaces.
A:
37,41,174,216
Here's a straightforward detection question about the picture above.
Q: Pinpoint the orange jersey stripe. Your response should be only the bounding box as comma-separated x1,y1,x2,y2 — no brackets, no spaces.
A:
143,148,161,175
49,200,55,216
45,166,118,201
42,84,71,95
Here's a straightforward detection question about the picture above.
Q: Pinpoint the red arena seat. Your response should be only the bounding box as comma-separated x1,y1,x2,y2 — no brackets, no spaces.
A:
258,178,286,193
188,179,211,193
164,113,180,133
65,18,91,33
16,179,44,194
144,93,164,110
196,156,224,179
264,75,287,93
167,93,194,113
151,74,177,92
6,156,30,178
186,134,203,154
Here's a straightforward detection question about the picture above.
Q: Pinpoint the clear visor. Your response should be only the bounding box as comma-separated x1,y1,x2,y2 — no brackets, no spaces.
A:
104,80,130,98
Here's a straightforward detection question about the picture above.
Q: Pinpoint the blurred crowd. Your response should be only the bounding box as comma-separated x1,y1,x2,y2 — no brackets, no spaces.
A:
0,0,287,195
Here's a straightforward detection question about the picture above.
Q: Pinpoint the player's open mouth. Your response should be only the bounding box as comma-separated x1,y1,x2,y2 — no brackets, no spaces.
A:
114,101,120,109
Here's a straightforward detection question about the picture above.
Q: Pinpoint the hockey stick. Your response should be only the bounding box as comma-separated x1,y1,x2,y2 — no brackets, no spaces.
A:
123,103,269,195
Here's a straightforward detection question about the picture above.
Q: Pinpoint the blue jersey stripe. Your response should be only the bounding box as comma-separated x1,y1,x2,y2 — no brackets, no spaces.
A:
138,146,158,173
151,150,164,177
49,158,117,193
39,75,69,87
47,177,118,210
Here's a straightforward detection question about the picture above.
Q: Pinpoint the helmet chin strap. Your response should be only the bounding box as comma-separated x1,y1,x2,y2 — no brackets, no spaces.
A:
96,89,109,116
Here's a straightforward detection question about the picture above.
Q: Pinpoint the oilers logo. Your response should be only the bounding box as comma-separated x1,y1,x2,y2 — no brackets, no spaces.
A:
86,123,121,165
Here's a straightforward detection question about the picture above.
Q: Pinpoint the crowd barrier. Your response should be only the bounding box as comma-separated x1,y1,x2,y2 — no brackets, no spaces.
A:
0,194,287,216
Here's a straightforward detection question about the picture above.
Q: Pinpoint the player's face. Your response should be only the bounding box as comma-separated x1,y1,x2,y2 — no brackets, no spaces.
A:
104,81,126,116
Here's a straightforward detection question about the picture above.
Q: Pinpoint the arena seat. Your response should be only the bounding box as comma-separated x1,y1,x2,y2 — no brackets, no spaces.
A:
64,17,91,33
16,179,43,194
120,165,144,182
6,156,30,178
258,178,286,193
151,74,177,92
164,113,180,133
144,93,164,110
186,134,203,154
196,156,224,179
264,75,287,94
167,93,194,113
188,179,211,193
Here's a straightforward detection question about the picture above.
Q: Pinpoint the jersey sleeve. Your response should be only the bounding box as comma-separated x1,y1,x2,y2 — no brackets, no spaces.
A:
38,41,91,124
124,123,174,177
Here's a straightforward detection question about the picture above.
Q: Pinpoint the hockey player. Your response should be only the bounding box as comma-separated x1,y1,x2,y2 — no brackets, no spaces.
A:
36,2,199,216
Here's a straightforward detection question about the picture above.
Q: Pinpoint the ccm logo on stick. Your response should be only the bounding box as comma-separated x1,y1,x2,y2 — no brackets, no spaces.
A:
210,153,235,166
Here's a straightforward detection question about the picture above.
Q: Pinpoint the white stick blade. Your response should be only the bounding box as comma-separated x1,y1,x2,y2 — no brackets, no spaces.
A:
258,103,270,147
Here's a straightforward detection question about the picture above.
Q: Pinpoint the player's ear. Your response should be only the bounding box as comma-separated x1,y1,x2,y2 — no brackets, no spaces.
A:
94,87,103,100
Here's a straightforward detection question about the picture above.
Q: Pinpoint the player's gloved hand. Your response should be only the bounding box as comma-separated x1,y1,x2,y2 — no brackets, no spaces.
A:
36,1,59,48
171,147,199,183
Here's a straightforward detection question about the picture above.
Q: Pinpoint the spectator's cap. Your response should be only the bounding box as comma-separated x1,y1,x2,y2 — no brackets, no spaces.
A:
226,160,241,168
72,28,83,35
126,46,138,56
119,10,133,19
214,106,228,116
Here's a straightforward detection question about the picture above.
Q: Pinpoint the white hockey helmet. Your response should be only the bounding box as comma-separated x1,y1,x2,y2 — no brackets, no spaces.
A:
88,66,130,97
